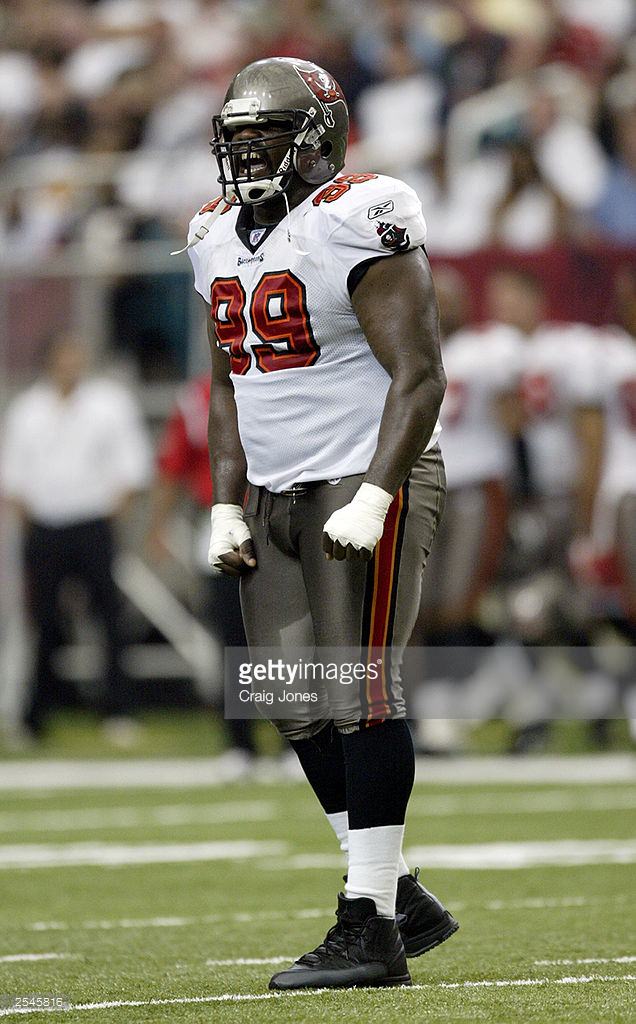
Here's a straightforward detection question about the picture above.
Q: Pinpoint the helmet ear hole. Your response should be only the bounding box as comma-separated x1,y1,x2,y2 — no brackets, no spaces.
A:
320,140,333,158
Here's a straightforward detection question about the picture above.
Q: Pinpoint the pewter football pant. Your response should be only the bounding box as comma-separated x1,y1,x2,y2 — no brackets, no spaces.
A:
239,447,446,739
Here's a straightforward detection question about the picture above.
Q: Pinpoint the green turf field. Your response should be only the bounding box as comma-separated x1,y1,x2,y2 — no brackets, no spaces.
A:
0,756,634,1023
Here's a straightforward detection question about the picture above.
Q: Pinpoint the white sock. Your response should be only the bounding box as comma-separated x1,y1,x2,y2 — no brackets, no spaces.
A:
325,810,349,854
326,812,410,878
398,851,410,878
345,825,404,917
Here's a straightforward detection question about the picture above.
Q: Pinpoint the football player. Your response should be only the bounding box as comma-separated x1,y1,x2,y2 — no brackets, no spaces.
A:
579,268,636,631
419,268,521,642
486,269,603,558
414,269,522,752
182,57,456,990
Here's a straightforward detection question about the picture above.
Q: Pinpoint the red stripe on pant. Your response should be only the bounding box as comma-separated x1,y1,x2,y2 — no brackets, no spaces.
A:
364,487,405,722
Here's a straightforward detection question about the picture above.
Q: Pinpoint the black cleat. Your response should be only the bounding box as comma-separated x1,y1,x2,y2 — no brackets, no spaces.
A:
396,868,459,958
269,894,412,991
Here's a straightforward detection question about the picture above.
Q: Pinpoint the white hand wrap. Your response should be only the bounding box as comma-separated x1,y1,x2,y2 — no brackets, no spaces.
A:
323,483,393,554
208,504,252,571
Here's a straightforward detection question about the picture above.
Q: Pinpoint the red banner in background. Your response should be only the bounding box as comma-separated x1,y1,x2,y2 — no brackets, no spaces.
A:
429,244,636,325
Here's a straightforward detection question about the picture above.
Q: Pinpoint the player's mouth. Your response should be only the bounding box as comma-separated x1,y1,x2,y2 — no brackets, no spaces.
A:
237,148,271,178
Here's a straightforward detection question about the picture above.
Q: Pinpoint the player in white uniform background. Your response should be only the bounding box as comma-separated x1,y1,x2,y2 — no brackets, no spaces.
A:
182,57,457,991
485,269,603,562
576,269,636,632
418,268,522,647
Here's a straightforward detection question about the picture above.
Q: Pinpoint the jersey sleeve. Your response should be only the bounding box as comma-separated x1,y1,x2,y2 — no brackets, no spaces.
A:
326,177,428,296
566,328,605,407
186,214,211,303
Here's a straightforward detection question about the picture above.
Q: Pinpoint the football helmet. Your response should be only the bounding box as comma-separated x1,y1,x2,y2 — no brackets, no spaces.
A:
211,57,349,205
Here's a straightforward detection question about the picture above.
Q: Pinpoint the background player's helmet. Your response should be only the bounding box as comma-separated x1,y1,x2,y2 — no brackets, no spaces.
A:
211,57,349,205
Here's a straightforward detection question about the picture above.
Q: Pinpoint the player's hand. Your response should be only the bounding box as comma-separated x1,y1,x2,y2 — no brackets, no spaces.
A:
322,483,393,561
209,504,256,577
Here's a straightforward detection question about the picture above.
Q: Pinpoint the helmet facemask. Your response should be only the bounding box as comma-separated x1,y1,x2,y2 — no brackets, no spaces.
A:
211,98,325,205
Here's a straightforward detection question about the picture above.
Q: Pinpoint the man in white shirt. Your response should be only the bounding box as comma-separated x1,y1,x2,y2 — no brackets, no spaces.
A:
1,333,152,738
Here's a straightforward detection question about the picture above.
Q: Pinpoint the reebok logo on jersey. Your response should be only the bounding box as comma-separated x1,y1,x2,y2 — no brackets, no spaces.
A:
376,221,410,252
250,228,267,246
237,253,265,266
367,200,394,219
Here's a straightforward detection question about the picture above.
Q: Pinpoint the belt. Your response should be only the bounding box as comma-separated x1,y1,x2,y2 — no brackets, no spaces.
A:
275,481,325,497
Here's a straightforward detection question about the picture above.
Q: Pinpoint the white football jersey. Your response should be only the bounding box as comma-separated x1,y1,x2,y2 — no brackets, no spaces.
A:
519,323,601,496
439,323,522,489
187,173,440,492
591,327,636,544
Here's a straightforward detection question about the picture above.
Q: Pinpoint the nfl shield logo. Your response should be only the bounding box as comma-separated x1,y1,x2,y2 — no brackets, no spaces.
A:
250,228,266,247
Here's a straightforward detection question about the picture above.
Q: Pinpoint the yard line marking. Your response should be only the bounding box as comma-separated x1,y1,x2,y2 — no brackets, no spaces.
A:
405,839,636,870
28,908,330,933
0,954,75,963
24,894,631,933
0,754,633,790
260,839,636,872
0,840,285,870
408,789,636,817
535,956,636,966
205,953,636,970
206,957,294,966
0,975,634,1016
0,802,276,835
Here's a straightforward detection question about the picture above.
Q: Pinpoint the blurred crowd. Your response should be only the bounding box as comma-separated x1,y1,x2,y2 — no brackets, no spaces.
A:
1,0,636,264
1,0,635,754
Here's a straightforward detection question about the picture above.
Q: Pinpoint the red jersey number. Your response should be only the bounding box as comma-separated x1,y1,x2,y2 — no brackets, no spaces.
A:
210,271,319,374
251,272,320,372
210,277,250,375
443,381,467,427
521,373,556,418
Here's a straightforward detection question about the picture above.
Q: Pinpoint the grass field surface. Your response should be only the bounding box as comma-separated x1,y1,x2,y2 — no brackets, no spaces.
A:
0,740,634,1022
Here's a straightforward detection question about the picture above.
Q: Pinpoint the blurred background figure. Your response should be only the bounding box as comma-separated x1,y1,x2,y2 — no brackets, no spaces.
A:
0,333,151,743
146,372,259,773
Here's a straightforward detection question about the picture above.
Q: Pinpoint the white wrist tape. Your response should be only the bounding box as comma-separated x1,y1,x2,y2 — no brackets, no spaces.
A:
323,483,394,553
208,503,252,570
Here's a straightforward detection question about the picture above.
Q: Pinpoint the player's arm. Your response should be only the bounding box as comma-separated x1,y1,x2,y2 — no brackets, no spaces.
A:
355,247,445,493
207,315,256,576
323,248,446,560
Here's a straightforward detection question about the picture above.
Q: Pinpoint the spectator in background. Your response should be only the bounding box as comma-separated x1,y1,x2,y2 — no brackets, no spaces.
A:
0,332,151,741
490,140,569,250
146,373,258,771
592,103,636,244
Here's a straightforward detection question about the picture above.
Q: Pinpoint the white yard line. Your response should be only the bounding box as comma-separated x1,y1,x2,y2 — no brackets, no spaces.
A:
0,975,634,1016
0,802,276,835
408,789,636,817
0,840,285,870
0,954,75,964
535,956,636,966
28,908,329,933
260,839,636,872
206,957,295,966
405,839,636,870
24,894,629,933
0,754,633,791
